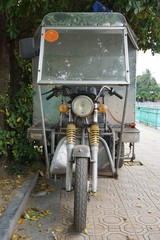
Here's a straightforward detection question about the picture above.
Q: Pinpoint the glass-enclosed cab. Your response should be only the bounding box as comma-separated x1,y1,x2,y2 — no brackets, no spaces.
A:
20,12,140,175
28,12,138,128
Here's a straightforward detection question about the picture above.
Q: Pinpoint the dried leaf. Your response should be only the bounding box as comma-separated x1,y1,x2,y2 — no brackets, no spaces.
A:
1,180,10,184
83,229,88,234
123,217,127,221
127,237,135,240
46,187,54,192
39,170,44,177
24,212,30,220
21,235,27,239
18,218,25,225
55,228,63,233
40,183,47,189
17,175,23,179
43,209,51,215
37,223,43,228
22,208,51,221
12,233,21,240
136,204,142,208
92,192,97,197
46,227,52,232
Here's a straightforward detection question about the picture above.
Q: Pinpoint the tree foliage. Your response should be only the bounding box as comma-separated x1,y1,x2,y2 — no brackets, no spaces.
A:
1,0,160,162
107,0,160,53
1,0,160,53
136,69,160,102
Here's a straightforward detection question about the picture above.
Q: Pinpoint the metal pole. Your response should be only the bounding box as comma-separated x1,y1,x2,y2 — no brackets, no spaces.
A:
38,85,50,178
116,85,129,177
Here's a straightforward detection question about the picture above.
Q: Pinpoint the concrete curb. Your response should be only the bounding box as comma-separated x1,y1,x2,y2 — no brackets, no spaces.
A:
0,172,39,240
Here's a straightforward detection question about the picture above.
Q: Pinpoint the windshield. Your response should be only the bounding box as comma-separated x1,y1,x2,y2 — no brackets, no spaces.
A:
38,27,128,85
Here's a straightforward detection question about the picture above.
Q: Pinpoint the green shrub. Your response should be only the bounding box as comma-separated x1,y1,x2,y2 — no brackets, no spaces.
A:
0,82,38,163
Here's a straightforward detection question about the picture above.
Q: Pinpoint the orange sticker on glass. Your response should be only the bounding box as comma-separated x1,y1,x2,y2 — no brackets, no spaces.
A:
45,30,59,42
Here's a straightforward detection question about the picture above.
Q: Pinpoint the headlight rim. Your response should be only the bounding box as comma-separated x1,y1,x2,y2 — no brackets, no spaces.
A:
72,95,94,117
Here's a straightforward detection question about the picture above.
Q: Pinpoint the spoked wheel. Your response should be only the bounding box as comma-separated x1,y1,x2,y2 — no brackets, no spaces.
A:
74,157,88,232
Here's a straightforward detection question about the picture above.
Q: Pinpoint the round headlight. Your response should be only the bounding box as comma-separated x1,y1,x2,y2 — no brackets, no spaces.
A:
72,95,94,117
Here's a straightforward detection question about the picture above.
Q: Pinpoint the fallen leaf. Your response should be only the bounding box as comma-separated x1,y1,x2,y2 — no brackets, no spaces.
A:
1,180,10,184
43,209,51,216
21,235,27,239
17,175,23,179
12,233,21,240
22,208,51,221
123,217,127,221
18,218,25,225
40,183,47,189
92,192,97,197
136,204,142,208
46,227,52,232
16,180,21,184
83,229,88,234
46,187,54,192
39,170,44,177
37,223,43,228
127,237,135,240
55,228,63,233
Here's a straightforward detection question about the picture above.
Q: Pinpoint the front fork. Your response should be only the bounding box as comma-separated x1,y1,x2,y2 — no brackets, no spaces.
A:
90,103,99,192
66,123,76,191
90,124,99,193
66,104,100,192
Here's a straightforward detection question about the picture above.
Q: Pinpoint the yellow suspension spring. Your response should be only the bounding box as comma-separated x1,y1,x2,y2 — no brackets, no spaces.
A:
66,123,76,144
90,124,99,146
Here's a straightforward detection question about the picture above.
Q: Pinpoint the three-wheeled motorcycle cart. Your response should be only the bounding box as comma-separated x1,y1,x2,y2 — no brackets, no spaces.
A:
20,12,140,232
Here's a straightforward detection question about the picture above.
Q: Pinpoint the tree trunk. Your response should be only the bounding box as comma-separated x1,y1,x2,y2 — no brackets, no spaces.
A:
0,14,9,129
9,40,22,99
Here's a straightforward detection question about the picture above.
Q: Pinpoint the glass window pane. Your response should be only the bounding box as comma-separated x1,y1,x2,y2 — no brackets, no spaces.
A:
41,28,126,84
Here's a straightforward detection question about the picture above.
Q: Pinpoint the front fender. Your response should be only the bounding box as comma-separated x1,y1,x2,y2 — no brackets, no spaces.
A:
72,145,90,159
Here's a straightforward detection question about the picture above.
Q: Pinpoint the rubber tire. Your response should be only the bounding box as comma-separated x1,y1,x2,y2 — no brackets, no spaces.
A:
74,157,88,232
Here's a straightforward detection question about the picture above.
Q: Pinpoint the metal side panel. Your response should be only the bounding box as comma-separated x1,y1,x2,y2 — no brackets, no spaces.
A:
113,126,140,143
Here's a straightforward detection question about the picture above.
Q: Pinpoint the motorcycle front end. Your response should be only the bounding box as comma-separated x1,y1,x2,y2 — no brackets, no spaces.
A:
19,12,140,233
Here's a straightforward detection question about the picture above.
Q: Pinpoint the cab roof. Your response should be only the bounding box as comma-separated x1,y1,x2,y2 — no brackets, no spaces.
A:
42,12,138,50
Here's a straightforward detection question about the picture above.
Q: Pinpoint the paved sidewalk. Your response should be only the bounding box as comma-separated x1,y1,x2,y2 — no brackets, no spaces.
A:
14,123,160,240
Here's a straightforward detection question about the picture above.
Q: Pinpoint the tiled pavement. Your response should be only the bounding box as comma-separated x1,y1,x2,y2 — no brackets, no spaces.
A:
14,123,160,240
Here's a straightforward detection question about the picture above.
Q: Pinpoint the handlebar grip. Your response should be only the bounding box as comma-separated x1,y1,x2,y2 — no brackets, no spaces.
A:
113,91,123,99
110,88,123,99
